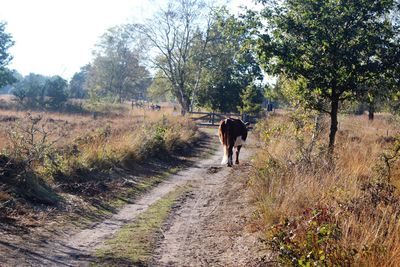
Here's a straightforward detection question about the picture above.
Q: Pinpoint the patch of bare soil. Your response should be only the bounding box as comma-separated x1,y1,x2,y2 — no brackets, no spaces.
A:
152,142,265,267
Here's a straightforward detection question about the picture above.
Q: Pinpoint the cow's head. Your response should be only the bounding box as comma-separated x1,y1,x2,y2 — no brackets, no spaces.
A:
244,121,252,131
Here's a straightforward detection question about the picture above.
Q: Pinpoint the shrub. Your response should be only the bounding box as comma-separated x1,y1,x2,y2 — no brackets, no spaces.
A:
268,206,355,266
4,113,66,168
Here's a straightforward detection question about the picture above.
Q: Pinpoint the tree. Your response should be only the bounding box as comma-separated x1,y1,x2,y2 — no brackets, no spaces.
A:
257,0,400,154
147,70,174,102
11,74,67,109
0,22,16,88
45,75,68,109
12,73,47,107
264,75,290,108
87,26,150,103
133,0,213,115
238,84,264,115
0,70,22,94
12,84,26,103
196,8,262,112
359,85,390,121
389,91,400,114
69,65,90,99
360,47,400,120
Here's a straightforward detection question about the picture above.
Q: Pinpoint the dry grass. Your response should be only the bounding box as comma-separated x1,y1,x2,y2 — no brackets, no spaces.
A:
0,108,173,149
251,111,400,266
0,104,199,207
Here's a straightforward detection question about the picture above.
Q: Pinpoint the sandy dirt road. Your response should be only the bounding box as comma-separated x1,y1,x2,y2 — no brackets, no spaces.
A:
152,138,262,267
0,130,263,266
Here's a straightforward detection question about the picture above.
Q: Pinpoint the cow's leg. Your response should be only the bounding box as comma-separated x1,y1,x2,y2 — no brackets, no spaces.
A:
235,145,242,164
227,145,234,167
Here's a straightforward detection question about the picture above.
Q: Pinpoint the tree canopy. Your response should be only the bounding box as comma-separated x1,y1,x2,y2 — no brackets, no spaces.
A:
238,84,264,115
0,22,16,88
86,26,151,103
196,8,262,113
69,65,90,99
12,73,68,109
45,76,68,109
138,4,263,114
133,0,213,114
257,0,400,153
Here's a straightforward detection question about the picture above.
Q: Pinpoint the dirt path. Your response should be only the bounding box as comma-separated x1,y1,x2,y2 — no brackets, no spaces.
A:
0,131,262,266
152,136,262,267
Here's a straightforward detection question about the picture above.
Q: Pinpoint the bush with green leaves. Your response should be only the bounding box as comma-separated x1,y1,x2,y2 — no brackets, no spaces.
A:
267,207,356,266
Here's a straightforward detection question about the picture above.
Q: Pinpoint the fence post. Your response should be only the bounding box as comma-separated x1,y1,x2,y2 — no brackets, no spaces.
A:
212,112,215,125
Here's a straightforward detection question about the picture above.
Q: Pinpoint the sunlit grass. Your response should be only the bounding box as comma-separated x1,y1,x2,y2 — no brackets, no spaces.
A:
0,102,200,212
251,112,400,266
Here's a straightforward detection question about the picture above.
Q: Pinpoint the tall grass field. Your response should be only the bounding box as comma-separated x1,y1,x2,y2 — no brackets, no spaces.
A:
251,110,400,266
0,106,200,226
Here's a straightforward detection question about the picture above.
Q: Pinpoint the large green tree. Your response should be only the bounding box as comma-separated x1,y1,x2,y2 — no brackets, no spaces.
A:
257,0,400,153
12,73,47,107
0,70,22,94
238,84,264,115
197,8,262,112
45,75,68,109
12,74,68,109
0,22,16,87
87,26,150,103
69,65,90,99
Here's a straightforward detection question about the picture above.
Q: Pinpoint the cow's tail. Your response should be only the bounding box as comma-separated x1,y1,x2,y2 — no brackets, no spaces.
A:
218,120,225,145
219,120,229,164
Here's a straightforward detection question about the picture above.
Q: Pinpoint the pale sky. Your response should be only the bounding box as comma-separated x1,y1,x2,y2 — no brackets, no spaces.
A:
0,0,256,80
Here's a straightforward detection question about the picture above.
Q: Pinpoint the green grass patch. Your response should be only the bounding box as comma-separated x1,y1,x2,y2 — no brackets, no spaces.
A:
95,184,191,266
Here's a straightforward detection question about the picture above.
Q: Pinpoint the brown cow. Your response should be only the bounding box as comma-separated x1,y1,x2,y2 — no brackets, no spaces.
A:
218,118,249,167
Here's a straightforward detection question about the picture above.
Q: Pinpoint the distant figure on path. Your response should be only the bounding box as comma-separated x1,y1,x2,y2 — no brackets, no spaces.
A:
218,118,249,167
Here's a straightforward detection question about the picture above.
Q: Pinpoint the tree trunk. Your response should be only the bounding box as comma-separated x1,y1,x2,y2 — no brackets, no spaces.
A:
328,97,339,155
176,84,190,116
368,102,375,121
178,95,189,116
